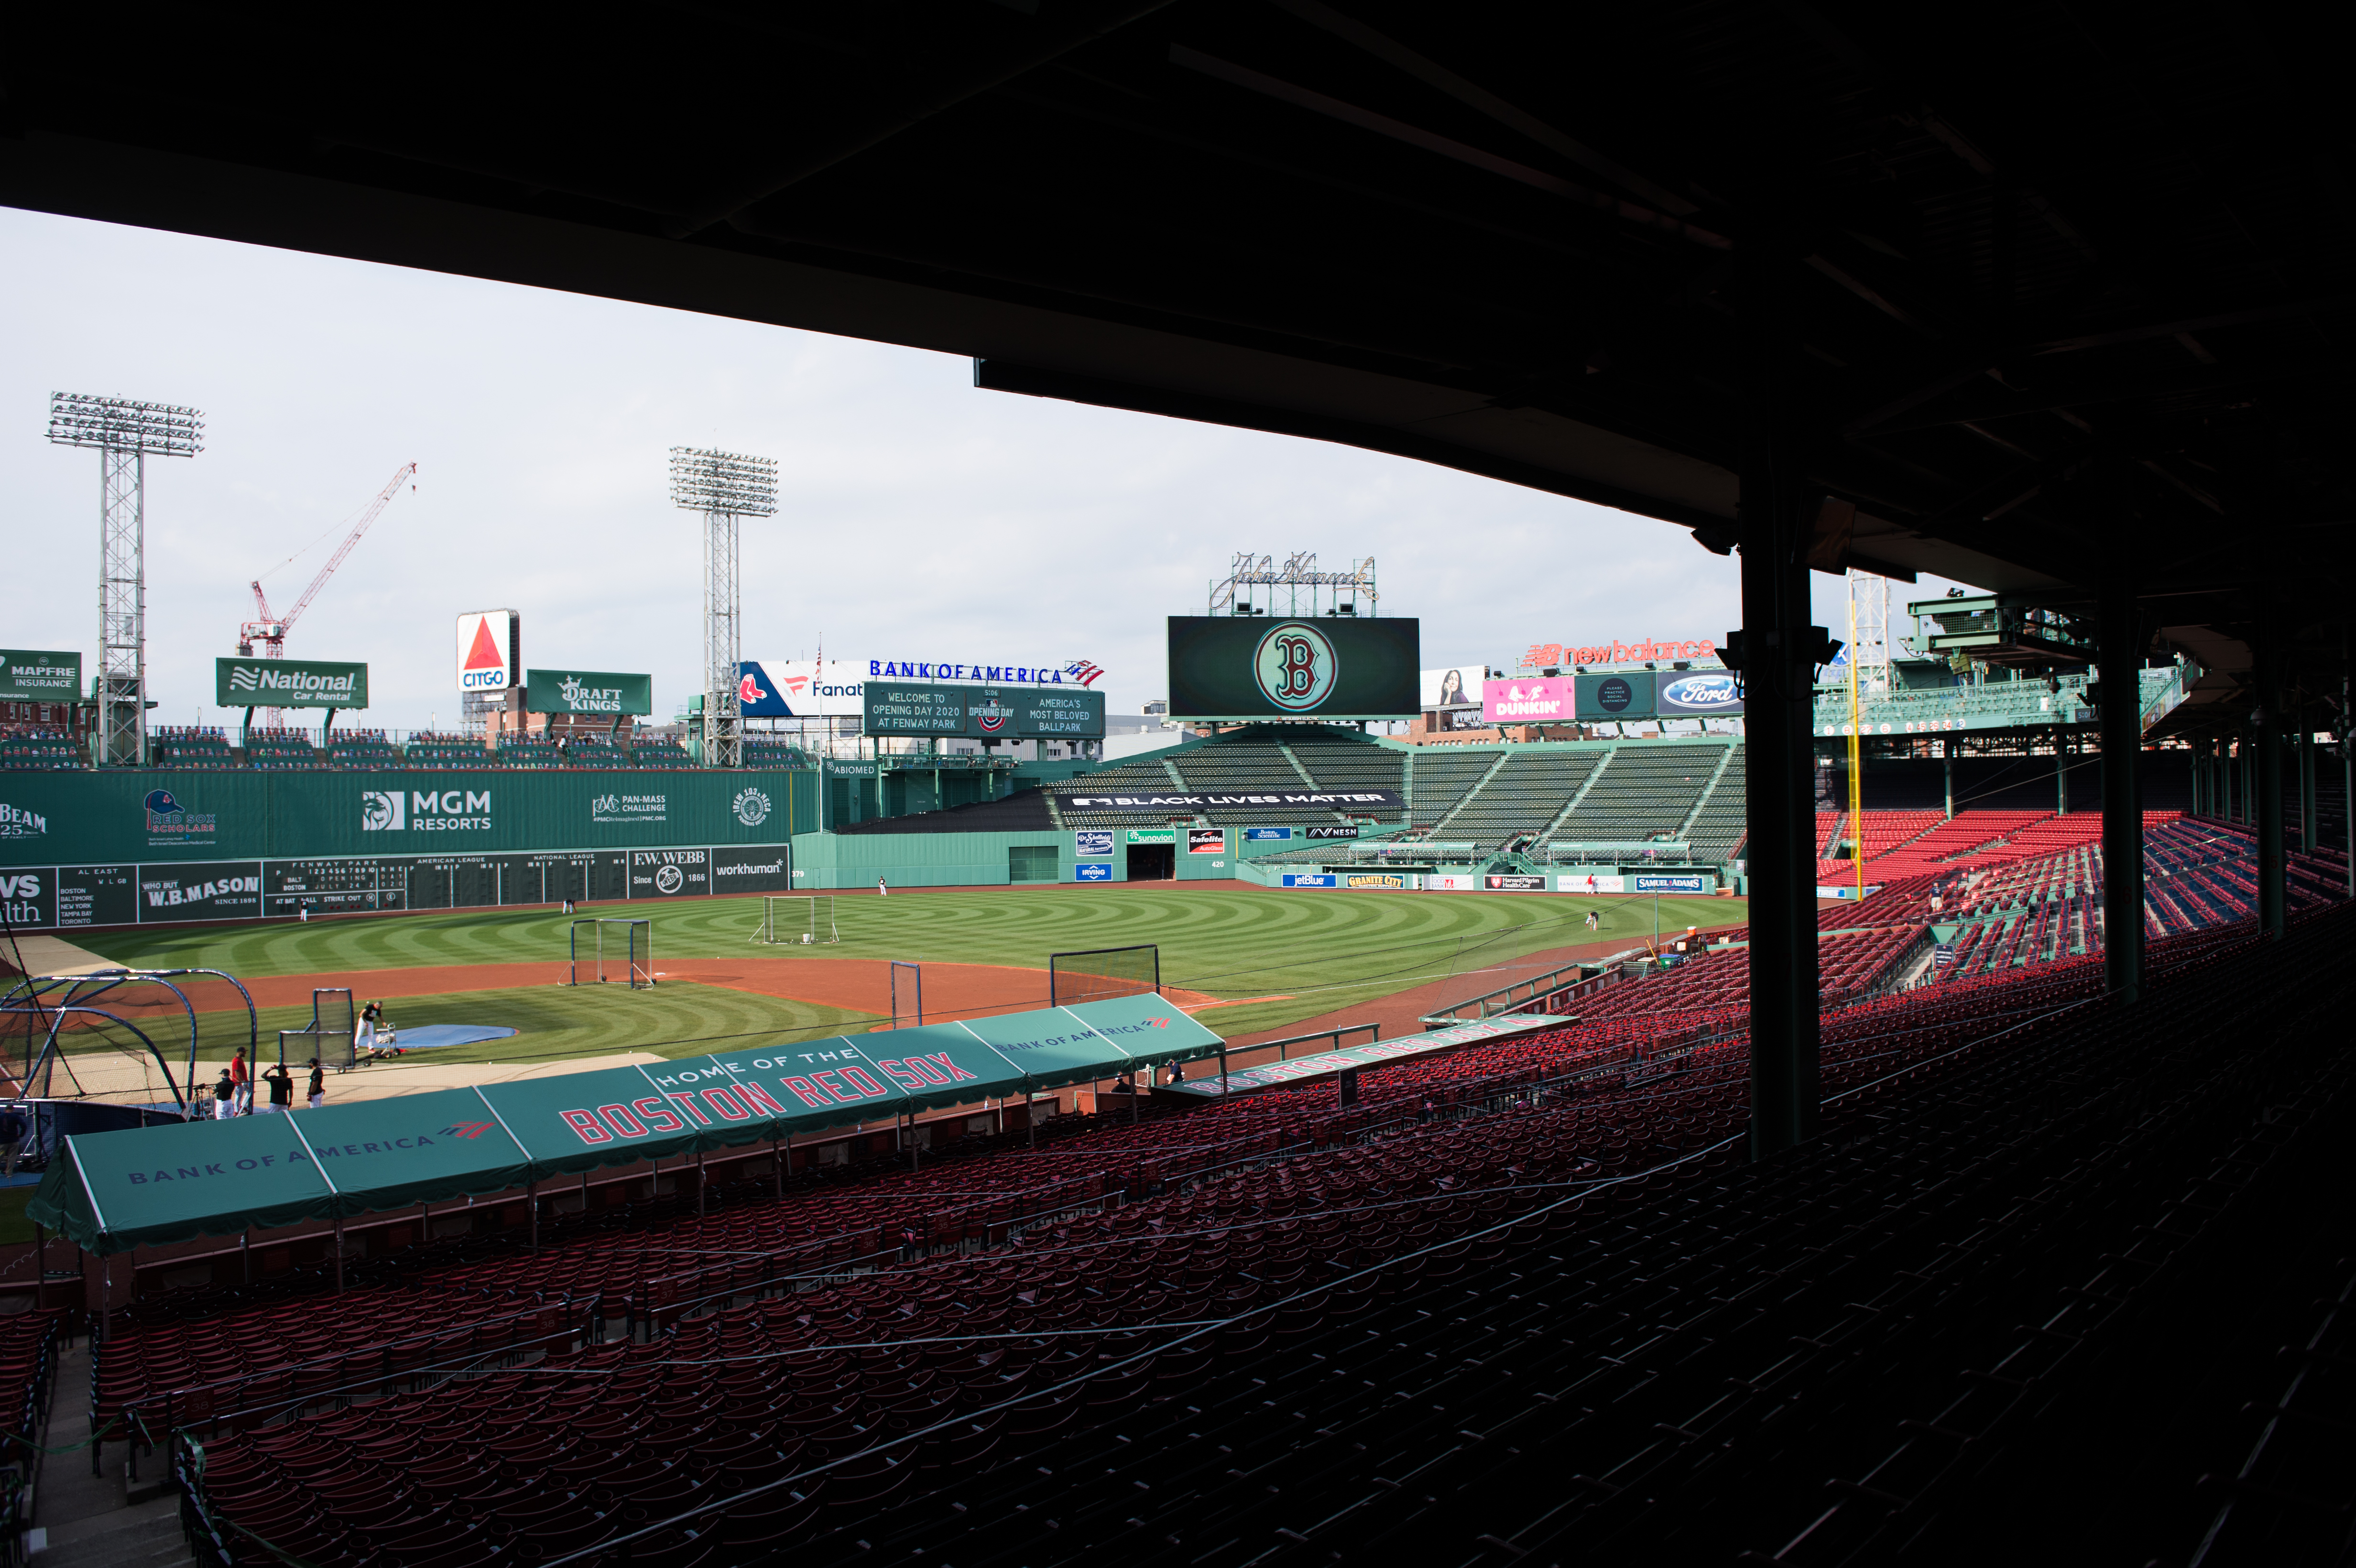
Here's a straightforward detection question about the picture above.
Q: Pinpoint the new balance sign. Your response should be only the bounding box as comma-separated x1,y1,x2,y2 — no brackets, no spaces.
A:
215,657,368,709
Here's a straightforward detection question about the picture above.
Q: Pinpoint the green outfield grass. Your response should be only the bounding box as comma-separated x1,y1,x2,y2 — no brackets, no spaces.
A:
65,885,1745,1048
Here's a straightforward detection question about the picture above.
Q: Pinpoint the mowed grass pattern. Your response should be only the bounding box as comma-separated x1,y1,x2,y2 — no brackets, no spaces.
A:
38,982,879,1076
78,885,1745,1046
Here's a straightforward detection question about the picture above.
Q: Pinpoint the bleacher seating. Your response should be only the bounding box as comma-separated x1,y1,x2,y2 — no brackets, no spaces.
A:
321,730,403,770
1408,749,1495,830
1446,751,1601,847
1549,742,1723,842
634,735,701,769
150,725,235,769
241,728,316,771
493,735,567,771
404,731,498,770
0,730,83,770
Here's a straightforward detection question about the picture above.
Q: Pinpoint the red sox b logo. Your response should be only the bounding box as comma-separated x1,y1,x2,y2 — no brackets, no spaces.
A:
1253,622,1340,712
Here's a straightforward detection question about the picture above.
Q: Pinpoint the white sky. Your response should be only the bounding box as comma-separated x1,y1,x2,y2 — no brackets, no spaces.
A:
1,207,1965,731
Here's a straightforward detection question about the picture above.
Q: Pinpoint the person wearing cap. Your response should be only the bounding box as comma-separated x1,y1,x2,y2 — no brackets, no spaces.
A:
306,1058,326,1110
213,1068,236,1121
229,1047,251,1114
259,1061,294,1115
356,1000,382,1060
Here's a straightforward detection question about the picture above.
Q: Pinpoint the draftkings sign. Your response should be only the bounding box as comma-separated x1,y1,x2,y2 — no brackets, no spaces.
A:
526,669,653,716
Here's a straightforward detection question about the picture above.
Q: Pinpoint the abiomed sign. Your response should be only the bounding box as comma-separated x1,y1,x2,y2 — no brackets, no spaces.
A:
216,657,368,709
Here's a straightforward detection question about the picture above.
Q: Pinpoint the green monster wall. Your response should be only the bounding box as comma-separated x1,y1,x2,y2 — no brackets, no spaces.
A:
0,770,813,930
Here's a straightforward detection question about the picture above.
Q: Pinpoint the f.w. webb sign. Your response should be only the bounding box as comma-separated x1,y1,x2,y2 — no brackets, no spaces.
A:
216,656,369,709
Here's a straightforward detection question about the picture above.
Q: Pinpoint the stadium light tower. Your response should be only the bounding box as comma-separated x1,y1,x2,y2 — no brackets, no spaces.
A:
669,446,777,768
47,392,205,766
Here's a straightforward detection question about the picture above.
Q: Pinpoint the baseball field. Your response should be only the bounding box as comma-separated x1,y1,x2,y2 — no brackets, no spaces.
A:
12,884,1744,1081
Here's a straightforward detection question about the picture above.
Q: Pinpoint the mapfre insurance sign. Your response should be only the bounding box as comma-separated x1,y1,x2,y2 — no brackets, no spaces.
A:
457,610,519,694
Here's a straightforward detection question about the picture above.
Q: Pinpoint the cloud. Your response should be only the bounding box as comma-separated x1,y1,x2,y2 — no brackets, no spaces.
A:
2,207,1972,732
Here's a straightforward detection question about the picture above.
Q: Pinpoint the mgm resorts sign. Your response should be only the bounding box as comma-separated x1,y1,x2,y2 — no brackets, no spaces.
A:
216,656,369,709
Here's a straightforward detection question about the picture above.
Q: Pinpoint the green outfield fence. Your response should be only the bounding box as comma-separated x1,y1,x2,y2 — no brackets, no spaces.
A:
0,769,810,930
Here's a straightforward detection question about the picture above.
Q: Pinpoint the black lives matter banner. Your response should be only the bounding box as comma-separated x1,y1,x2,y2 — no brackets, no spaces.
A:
1058,789,1403,811
0,845,792,930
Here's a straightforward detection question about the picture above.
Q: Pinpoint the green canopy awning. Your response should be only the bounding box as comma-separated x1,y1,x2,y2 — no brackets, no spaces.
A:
26,992,1225,1253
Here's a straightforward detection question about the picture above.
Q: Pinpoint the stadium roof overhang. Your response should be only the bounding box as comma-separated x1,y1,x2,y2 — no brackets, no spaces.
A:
3,2,2347,725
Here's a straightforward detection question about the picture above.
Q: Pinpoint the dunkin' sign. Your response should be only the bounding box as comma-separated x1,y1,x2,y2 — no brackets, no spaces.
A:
1522,636,1717,668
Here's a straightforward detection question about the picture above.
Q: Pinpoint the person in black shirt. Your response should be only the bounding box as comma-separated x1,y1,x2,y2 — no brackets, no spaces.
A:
213,1069,237,1121
306,1057,326,1110
259,1062,295,1115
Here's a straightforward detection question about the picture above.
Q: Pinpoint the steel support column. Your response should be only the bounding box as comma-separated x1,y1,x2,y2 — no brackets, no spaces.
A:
2297,714,2316,853
2256,643,2287,938
2097,571,2143,1001
1734,217,1820,1160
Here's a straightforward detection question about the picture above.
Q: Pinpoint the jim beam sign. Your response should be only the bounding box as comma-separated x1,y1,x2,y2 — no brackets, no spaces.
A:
216,656,369,709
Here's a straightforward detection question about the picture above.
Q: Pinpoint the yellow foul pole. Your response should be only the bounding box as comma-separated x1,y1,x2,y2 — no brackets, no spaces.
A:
1848,587,1865,898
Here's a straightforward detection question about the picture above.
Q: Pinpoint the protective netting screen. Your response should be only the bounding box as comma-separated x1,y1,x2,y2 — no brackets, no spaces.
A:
1048,945,1160,1007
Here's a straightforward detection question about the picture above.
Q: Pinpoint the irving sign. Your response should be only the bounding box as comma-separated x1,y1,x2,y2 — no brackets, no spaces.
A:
215,657,369,709
526,669,652,717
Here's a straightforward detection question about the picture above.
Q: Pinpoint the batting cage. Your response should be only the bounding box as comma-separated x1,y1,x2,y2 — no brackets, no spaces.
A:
293,987,357,1069
891,960,923,1028
752,894,839,946
1048,944,1161,1007
570,917,653,988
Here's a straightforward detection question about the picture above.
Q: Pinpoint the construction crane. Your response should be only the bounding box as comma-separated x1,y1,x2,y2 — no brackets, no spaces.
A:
238,461,416,727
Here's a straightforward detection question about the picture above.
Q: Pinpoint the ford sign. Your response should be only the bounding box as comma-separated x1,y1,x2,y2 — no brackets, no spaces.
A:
1658,673,1744,716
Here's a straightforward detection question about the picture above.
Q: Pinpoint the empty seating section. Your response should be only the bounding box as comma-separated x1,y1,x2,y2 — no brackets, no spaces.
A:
241,728,316,770
1550,744,1723,843
2,1311,61,1459
1446,751,1600,847
1408,751,1495,830
633,736,700,769
152,725,235,769
1168,743,1300,789
1686,747,1746,863
169,912,2312,1568
1051,753,1187,826
1288,740,1405,796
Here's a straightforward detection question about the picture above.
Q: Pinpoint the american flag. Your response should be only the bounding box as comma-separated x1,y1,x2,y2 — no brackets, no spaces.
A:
1063,660,1105,687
